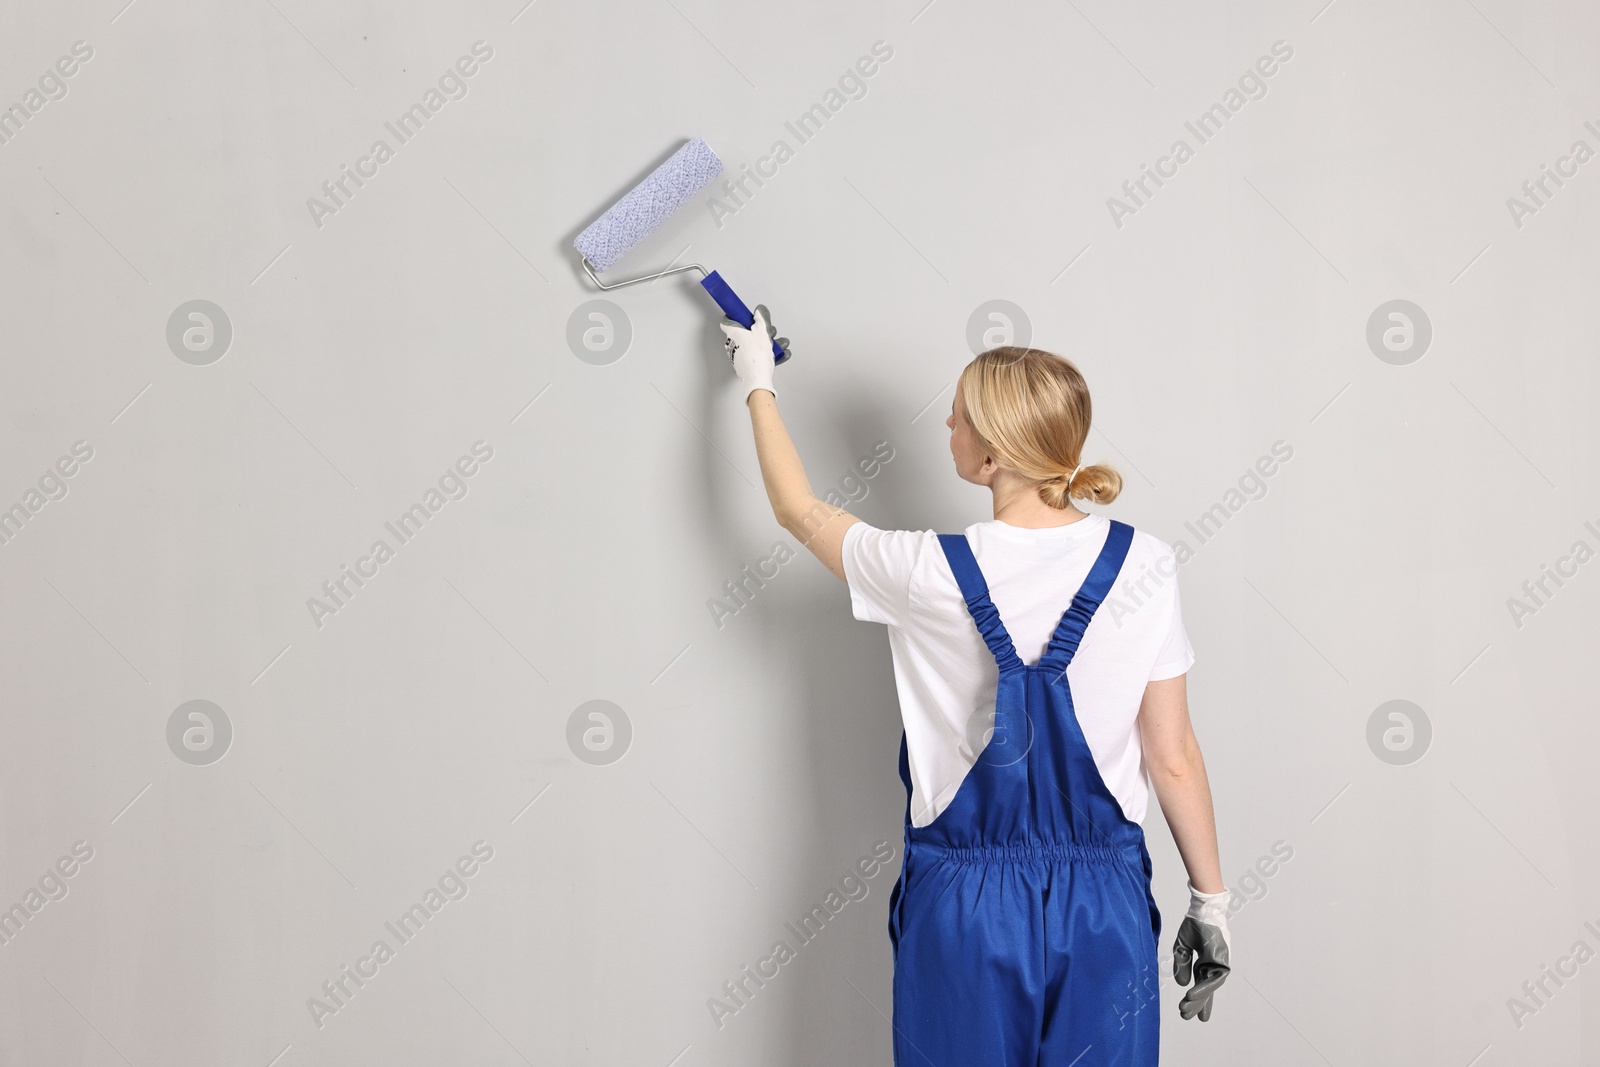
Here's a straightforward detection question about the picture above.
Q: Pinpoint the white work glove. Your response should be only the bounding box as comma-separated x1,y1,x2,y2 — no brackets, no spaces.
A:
1172,880,1232,1022
719,304,787,400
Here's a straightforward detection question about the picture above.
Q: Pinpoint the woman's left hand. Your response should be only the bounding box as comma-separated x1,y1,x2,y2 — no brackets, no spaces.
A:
1173,881,1232,1021
720,304,789,399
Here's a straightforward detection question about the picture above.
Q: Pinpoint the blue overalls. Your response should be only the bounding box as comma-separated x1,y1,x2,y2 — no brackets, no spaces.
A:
886,520,1162,1066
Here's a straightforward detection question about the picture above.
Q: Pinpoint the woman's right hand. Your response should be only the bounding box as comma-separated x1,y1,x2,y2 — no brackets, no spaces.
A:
719,304,788,400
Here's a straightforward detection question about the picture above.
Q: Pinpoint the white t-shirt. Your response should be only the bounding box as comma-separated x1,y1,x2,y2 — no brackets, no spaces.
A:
841,514,1194,828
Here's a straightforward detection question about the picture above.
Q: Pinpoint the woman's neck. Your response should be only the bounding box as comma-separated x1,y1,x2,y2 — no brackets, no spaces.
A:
990,474,1088,529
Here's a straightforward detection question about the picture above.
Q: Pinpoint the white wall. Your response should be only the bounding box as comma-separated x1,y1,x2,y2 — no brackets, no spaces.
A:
1,0,1597,1063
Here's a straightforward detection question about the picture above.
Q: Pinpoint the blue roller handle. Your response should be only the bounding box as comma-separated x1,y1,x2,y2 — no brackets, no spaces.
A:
700,270,790,365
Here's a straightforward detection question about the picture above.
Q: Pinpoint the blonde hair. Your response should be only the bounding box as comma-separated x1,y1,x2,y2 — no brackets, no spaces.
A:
957,346,1122,509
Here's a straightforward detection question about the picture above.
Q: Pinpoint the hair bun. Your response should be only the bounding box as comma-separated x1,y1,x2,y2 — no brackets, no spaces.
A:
1067,463,1123,506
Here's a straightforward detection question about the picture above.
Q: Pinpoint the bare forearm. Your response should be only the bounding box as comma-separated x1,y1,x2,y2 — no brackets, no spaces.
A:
1148,745,1225,894
747,393,844,540
746,390,814,523
745,391,858,580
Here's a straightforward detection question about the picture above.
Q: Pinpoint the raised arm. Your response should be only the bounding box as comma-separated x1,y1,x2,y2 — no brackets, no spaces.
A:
721,307,859,582
745,390,859,582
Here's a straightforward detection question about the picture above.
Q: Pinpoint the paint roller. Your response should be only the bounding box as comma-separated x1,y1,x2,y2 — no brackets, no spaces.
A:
573,137,790,364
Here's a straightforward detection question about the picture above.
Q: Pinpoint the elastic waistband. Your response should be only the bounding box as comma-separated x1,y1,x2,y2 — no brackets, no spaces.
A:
906,841,1142,865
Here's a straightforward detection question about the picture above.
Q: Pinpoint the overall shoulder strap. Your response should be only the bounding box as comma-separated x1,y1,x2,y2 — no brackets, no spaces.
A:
937,533,1023,672
1037,520,1135,674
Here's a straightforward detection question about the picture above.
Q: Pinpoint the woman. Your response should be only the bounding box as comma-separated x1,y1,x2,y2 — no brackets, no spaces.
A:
722,309,1232,1066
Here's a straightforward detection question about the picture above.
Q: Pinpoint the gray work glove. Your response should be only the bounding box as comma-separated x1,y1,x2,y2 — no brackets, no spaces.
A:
749,303,791,364
1172,881,1232,1022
